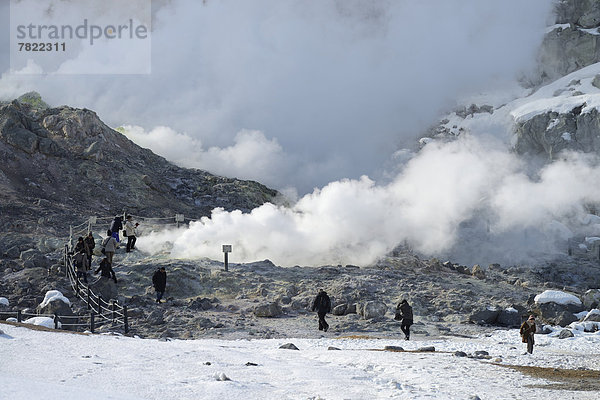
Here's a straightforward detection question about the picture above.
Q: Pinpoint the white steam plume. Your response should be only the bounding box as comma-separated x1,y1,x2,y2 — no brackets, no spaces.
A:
138,136,600,267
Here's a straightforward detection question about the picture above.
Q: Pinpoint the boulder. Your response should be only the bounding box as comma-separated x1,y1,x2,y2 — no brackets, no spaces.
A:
36,290,74,320
417,346,435,352
332,304,347,316
454,351,468,357
384,346,404,352
558,329,574,339
4,246,20,259
279,343,299,350
471,264,486,279
496,309,521,327
583,309,600,322
582,289,600,310
469,308,499,325
90,276,118,301
146,309,164,325
359,301,387,319
187,297,213,311
554,311,578,327
253,302,282,318
536,302,583,324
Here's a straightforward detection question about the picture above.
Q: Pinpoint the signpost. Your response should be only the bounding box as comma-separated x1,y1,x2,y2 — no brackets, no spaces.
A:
222,245,232,271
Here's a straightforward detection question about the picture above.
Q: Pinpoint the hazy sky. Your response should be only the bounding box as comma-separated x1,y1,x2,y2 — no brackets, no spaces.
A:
0,0,554,193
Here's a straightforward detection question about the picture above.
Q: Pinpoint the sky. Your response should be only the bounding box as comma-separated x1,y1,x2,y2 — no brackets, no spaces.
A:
2,316,600,399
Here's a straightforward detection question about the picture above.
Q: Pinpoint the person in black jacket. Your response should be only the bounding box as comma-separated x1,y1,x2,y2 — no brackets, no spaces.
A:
84,232,95,269
110,216,123,242
312,289,331,332
152,267,167,303
395,299,414,340
95,257,117,283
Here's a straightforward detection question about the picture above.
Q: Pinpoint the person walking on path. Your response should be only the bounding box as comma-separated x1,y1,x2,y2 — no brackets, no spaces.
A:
73,248,89,283
395,299,414,340
102,230,118,266
152,267,167,303
110,216,123,242
95,257,117,283
520,315,537,354
124,215,138,253
84,232,95,269
312,289,331,332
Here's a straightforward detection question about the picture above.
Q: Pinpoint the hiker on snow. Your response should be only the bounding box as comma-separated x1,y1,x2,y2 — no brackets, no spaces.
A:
124,215,138,253
152,267,167,303
312,289,331,332
102,230,118,266
110,216,123,242
95,257,117,284
73,248,89,283
395,299,414,340
520,315,537,354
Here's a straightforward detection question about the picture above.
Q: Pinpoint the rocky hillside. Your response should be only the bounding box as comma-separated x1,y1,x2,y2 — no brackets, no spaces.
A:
0,92,279,235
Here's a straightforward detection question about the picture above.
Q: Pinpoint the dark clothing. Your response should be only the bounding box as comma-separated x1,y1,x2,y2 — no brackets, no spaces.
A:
520,320,536,354
126,235,137,252
73,252,89,284
110,217,123,242
395,301,414,340
95,259,117,283
312,291,331,332
152,270,167,292
84,235,95,268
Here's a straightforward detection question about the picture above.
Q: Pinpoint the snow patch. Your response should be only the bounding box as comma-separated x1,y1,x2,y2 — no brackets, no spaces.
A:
0,297,8,306
561,132,572,141
534,290,582,306
23,317,58,329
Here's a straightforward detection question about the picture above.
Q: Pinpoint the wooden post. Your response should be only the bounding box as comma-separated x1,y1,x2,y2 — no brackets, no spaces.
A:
224,252,228,272
111,300,116,323
87,286,91,310
222,245,232,272
54,314,59,329
90,313,95,334
96,294,101,315
123,306,129,333
17,310,22,323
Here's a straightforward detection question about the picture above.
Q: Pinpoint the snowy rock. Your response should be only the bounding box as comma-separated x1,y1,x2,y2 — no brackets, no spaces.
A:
384,346,404,352
253,302,282,318
558,329,575,339
454,351,467,357
534,290,582,306
332,304,347,316
582,289,600,309
359,301,387,319
0,297,8,307
36,290,72,319
279,343,299,350
24,316,58,329
583,309,600,322
213,372,231,381
416,346,435,352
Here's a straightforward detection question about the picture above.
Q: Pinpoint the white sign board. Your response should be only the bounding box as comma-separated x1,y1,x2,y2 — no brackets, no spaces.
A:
175,214,185,222
222,245,232,253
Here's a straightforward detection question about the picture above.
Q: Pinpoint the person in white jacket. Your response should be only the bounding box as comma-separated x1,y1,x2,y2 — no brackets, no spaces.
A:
124,215,138,253
102,229,118,265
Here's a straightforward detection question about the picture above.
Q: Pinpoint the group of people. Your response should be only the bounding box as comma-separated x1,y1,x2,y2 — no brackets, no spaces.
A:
71,215,169,303
72,215,139,285
311,290,414,340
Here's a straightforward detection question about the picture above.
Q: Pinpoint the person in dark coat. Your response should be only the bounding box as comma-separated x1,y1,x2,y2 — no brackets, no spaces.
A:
84,232,95,269
73,248,89,283
395,299,414,340
110,216,123,242
311,289,331,332
520,315,537,354
152,267,167,303
95,257,117,283
74,236,86,254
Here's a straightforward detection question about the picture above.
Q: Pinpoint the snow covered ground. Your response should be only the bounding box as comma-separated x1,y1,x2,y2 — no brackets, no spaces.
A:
1,322,599,399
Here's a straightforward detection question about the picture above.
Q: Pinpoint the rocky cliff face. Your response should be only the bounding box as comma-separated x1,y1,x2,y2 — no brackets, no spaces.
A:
0,93,278,233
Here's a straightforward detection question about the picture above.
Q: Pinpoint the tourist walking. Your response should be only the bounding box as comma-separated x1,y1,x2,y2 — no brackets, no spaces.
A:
73,248,89,283
102,230,118,266
95,257,117,283
520,315,537,354
110,216,123,242
395,299,414,340
124,215,138,252
84,232,95,269
152,267,167,303
312,289,331,332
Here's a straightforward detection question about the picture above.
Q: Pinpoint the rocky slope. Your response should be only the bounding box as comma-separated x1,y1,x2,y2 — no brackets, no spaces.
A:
0,92,278,234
